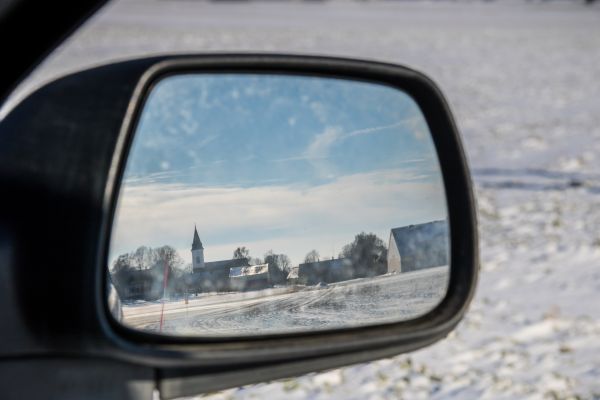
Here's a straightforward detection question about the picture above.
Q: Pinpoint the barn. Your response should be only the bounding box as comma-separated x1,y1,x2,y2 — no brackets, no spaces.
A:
387,220,449,273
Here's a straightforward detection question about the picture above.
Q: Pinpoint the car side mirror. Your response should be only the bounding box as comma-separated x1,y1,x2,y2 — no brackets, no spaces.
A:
0,55,477,399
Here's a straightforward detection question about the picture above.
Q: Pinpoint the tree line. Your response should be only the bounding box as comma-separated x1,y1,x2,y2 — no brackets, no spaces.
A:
111,245,188,300
111,231,389,299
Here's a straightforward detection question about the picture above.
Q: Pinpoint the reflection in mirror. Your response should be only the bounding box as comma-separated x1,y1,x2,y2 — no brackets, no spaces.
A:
108,74,449,336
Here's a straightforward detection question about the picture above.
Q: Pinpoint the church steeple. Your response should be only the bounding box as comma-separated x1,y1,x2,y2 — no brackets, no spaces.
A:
191,225,205,271
192,225,203,250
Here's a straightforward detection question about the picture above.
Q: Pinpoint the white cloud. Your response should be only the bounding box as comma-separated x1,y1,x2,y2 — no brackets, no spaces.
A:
109,169,446,267
345,121,406,138
305,126,342,160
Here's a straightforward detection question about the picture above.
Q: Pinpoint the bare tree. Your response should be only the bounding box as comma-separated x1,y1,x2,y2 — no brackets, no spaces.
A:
264,250,292,285
133,246,151,270
111,245,188,300
250,257,263,265
233,246,250,261
112,253,133,273
304,249,320,264
278,254,291,274
156,245,184,270
340,232,387,277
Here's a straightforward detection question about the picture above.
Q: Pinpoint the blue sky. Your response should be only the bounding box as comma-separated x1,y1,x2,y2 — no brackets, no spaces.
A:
110,74,447,266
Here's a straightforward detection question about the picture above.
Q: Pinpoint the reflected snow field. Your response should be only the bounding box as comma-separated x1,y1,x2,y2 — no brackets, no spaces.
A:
122,267,448,336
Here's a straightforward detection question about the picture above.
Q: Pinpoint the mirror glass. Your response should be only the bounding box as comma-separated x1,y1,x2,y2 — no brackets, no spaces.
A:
108,73,449,336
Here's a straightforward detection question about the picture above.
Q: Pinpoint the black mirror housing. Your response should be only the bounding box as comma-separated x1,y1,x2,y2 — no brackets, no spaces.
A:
0,54,478,399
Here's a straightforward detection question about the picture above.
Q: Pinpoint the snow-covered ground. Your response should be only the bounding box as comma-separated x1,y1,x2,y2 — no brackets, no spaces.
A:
122,267,448,335
4,1,600,398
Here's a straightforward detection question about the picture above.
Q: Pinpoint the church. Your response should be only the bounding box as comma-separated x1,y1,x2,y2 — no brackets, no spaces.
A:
187,227,270,292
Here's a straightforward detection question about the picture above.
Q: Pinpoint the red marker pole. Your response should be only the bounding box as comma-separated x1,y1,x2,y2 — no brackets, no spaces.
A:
159,257,170,332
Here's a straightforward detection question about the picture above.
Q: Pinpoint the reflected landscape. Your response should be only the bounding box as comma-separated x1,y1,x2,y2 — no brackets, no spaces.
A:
109,74,449,336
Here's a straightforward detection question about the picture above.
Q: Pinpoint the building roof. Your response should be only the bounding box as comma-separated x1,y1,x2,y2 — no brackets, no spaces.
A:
287,266,299,280
191,226,203,250
203,258,249,271
390,220,449,270
390,220,448,249
229,263,269,278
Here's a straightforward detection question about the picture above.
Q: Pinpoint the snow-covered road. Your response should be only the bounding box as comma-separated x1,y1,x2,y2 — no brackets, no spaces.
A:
123,267,448,335
5,1,600,398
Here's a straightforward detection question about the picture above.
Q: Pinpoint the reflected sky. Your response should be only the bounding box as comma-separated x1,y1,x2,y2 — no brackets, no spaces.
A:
110,74,446,266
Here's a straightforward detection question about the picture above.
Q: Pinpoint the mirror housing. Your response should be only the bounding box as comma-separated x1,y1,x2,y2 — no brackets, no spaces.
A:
0,54,478,399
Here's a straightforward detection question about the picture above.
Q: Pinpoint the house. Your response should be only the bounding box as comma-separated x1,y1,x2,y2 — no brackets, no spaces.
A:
287,266,299,285
229,263,270,291
387,220,449,273
297,258,352,285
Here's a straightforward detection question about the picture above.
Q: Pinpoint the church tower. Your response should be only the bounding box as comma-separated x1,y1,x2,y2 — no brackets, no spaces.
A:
191,226,204,271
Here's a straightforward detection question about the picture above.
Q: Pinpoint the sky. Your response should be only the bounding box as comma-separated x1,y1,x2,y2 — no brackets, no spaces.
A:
109,74,447,267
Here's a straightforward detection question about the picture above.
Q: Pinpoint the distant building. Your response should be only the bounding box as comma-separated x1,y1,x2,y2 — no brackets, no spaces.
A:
387,220,449,273
229,263,270,291
287,266,299,285
187,227,264,292
191,226,204,271
298,258,353,285
188,258,250,293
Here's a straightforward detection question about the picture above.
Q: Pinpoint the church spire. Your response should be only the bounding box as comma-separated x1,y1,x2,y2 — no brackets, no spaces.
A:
192,225,203,250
